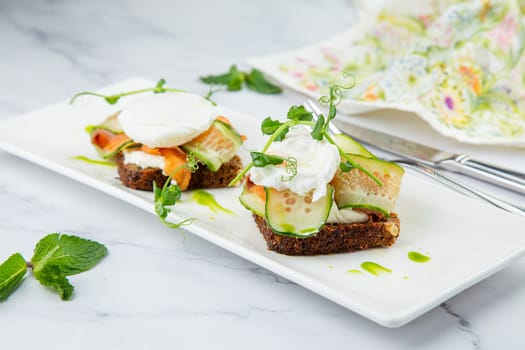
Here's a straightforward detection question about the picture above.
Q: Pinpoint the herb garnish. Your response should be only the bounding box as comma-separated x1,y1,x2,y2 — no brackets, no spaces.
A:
250,152,298,182
153,175,196,229
229,80,382,186
200,65,282,94
152,151,201,229
70,78,220,106
69,78,183,105
0,233,107,301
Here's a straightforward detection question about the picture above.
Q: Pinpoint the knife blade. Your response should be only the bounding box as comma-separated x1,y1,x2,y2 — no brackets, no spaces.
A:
334,120,525,195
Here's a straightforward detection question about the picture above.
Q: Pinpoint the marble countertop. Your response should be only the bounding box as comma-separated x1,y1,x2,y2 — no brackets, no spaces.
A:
1,1,524,349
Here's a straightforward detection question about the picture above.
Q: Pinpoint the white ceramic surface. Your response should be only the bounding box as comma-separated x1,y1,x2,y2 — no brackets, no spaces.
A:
1,78,524,327
2,1,525,348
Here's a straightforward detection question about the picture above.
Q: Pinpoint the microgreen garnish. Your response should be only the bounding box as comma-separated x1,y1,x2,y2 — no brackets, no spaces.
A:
200,65,282,95
310,114,325,141
250,152,285,167
229,77,382,187
313,76,382,185
153,176,195,229
281,157,298,182
261,117,289,141
185,150,202,173
0,234,107,302
286,105,314,121
249,152,298,182
152,151,203,229
204,85,222,106
69,78,184,105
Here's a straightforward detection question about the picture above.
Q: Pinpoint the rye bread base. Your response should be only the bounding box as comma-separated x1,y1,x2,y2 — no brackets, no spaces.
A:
253,213,400,256
116,153,243,191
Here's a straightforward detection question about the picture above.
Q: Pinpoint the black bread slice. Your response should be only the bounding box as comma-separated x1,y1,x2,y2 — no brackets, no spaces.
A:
116,153,242,191
253,213,400,256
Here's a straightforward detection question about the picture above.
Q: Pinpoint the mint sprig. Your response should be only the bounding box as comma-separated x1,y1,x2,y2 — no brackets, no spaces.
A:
31,234,108,300
0,233,107,302
200,65,282,95
0,253,28,301
244,69,283,94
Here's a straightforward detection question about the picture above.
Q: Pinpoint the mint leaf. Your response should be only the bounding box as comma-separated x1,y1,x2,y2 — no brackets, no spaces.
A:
31,233,108,300
32,233,108,276
200,65,245,91
226,66,245,91
35,265,74,300
287,105,313,121
201,66,282,95
0,253,27,301
201,66,236,85
245,69,282,94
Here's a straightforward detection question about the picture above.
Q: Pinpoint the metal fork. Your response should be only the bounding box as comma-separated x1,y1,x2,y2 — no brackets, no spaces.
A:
304,100,525,217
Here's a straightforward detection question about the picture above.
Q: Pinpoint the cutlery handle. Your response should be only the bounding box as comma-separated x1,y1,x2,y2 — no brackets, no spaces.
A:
440,156,525,195
401,162,525,216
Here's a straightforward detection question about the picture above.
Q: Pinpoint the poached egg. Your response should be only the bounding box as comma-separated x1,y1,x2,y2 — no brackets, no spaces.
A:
118,92,214,148
249,126,340,202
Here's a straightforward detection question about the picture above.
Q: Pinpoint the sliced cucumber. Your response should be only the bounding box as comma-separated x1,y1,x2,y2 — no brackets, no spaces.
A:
331,154,404,216
99,139,136,159
239,181,265,217
182,119,242,172
333,133,375,158
265,185,334,238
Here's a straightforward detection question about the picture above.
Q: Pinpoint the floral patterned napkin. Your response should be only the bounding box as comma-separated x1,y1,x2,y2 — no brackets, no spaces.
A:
248,0,525,147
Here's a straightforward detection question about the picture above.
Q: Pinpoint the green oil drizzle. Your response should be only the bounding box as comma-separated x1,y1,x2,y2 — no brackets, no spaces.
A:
403,275,409,280
360,261,392,276
347,269,362,275
328,265,334,269
191,190,234,214
73,155,115,166
408,251,431,263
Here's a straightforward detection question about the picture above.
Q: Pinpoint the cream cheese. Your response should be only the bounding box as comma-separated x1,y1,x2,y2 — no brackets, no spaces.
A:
118,92,214,148
326,204,369,224
123,150,165,170
249,126,340,202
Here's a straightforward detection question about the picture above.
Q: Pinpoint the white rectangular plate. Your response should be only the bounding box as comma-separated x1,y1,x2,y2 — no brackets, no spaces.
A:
1,79,524,327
